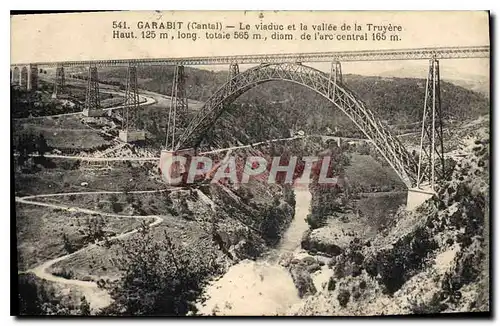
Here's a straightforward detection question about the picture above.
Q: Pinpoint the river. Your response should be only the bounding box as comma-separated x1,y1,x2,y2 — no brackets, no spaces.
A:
196,188,313,316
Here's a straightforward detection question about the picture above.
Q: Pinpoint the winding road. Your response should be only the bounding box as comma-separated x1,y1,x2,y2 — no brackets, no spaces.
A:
17,189,178,311
14,74,161,120
14,88,157,120
16,77,482,313
18,134,373,163
15,84,177,311
15,81,215,311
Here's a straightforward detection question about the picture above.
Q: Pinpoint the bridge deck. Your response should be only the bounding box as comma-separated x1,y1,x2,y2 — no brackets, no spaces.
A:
12,45,489,67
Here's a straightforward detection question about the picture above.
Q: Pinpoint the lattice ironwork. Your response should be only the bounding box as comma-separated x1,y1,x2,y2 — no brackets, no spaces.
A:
416,59,445,189
84,65,101,111
123,63,140,130
19,45,489,67
53,65,65,97
165,65,189,150
176,62,418,188
227,62,240,90
327,61,342,100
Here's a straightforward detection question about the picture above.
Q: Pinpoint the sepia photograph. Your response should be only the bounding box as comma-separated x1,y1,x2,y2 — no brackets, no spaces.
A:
10,10,491,317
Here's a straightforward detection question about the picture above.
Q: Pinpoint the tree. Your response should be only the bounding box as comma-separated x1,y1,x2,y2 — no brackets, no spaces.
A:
15,133,35,167
62,233,76,253
79,296,91,316
18,273,82,315
14,132,51,168
18,273,49,315
36,133,49,157
103,224,221,316
81,216,106,243
178,197,191,219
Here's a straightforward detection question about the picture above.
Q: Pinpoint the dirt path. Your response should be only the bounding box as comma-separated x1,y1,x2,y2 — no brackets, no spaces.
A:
17,135,307,162
14,86,318,313
14,77,157,120
15,88,182,312
15,88,173,310
22,154,160,162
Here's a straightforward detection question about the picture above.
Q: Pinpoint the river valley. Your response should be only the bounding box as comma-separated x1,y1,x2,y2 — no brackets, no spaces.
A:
197,188,330,316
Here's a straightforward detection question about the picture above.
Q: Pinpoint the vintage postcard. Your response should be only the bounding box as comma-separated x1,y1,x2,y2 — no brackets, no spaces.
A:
11,11,490,316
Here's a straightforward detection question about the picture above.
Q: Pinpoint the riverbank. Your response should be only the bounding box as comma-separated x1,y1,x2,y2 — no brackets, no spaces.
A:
196,188,312,316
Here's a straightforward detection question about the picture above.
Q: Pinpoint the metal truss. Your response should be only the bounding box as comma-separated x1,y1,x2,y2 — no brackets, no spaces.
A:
19,66,28,89
84,64,101,111
15,45,489,67
165,65,189,150
417,59,445,189
227,63,240,90
176,62,418,188
53,65,65,97
327,61,342,100
123,63,140,130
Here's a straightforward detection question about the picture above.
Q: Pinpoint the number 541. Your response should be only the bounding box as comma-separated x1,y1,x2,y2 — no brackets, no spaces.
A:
112,21,128,29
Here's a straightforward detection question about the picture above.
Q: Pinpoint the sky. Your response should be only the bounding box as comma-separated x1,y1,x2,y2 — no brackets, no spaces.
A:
11,11,490,80
194,58,490,80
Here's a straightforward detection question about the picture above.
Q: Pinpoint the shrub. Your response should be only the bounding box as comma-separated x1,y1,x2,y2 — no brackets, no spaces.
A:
327,277,336,291
81,216,106,242
306,213,326,229
337,289,350,307
111,202,123,213
409,292,443,314
18,273,80,315
51,267,74,280
62,234,76,253
80,296,91,316
364,227,437,294
104,226,221,316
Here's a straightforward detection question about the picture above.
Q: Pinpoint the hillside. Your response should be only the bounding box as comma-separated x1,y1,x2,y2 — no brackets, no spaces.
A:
14,64,490,317
288,132,490,315
94,66,489,149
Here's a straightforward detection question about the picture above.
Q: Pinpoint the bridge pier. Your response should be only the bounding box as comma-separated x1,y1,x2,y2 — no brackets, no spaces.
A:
52,65,65,99
27,64,38,91
171,65,189,119
406,186,436,211
119,130,146,143
416,58,445,189
83,65,105,117
227,62,239,90
13,65,38,90
19,66,28,89
165,65,189,150
327,60,342,100
119,63,145,143
11,67,19,85
158,148,195,185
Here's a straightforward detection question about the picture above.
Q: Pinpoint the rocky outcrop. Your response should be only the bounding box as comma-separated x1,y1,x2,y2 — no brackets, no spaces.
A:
290,136,490,315
301,220,367,257
287,256,322,298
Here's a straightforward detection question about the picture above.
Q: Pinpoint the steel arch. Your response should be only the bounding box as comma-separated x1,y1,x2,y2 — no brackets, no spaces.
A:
176,62,418,188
